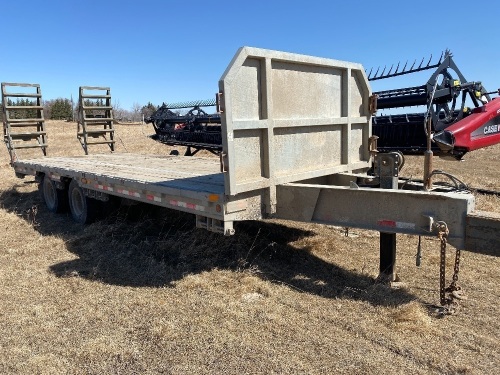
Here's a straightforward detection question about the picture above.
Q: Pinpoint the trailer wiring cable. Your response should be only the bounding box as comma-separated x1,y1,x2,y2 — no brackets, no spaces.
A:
425,170,469,192
399,175,500,197
399,174,415,190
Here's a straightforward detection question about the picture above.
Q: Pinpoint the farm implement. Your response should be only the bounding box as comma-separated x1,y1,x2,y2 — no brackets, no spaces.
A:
145,99,221,156
146,51,500,159
370,51,500,159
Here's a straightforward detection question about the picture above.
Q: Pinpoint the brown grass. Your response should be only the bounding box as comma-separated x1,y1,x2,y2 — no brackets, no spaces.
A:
0,121,499,374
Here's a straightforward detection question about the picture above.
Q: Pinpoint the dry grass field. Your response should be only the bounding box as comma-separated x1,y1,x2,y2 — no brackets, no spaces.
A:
0,120,499,374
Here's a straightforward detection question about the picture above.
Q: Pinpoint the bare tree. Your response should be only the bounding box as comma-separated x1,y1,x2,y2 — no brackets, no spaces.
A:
131,102,142,122
43,99,54,120
113,99,128,122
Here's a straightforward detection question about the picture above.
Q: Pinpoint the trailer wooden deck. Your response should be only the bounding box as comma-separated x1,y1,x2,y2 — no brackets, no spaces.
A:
14,153,225,195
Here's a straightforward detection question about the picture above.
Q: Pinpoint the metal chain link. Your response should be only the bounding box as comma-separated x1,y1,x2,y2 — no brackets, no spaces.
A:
449,248,461,290
437,221,464,315
438,222,449,307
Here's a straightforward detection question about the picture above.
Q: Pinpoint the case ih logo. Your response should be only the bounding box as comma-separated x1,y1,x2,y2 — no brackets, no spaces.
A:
484,124,500,135
471,116,500,139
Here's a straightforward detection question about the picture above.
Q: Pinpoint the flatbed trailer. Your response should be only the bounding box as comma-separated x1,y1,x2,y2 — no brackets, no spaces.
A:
14,153,234,233
3,47,499,307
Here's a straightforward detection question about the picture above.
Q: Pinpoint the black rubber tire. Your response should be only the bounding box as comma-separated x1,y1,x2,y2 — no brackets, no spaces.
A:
68,180,99,224
38,175,68,213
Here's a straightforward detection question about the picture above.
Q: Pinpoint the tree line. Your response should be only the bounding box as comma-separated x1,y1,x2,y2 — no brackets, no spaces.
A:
0,99,159,122
0,98,73,121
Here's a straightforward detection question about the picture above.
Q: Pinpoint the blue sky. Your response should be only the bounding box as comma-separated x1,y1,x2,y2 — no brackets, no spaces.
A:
1,0,498,110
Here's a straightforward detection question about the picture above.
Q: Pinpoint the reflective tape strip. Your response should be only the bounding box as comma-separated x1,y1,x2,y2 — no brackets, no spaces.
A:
146,194,162,202
396,221,415,229
170,200,184,207
377,220,415,230
169,200,205,212
378,220,396,228
95,184,114,192
117,188,141,198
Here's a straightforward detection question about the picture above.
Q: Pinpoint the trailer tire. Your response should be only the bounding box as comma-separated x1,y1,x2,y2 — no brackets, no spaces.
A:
38,175,68,213
68,180,99,224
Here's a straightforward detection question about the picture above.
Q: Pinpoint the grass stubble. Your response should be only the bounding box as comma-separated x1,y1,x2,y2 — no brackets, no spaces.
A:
0,121,498,374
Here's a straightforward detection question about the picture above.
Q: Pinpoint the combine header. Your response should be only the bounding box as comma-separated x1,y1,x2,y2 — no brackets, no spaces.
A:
370,51,500,158
146,51,500,159
145,99,221,155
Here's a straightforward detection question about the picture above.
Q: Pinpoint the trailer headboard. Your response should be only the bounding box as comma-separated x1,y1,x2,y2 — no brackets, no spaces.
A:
219,47,371,211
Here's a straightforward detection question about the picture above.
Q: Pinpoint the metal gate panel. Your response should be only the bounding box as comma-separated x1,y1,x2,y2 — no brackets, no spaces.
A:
219,47,371,215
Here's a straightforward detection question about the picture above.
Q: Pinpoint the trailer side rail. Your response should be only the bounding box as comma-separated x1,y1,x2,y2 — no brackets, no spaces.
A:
275,182,474,249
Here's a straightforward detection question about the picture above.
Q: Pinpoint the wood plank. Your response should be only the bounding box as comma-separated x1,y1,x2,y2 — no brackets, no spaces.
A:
16,154,225,194
25,155,220,180
3,92,41,98
11,143,48,149
85,141,116,145
7,118,43,123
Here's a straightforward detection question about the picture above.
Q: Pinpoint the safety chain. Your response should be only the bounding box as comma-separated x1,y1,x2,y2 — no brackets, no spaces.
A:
436,221,465,315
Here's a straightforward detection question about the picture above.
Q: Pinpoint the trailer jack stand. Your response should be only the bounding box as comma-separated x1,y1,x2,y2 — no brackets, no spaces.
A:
378,232,397,282
375,152,401,283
